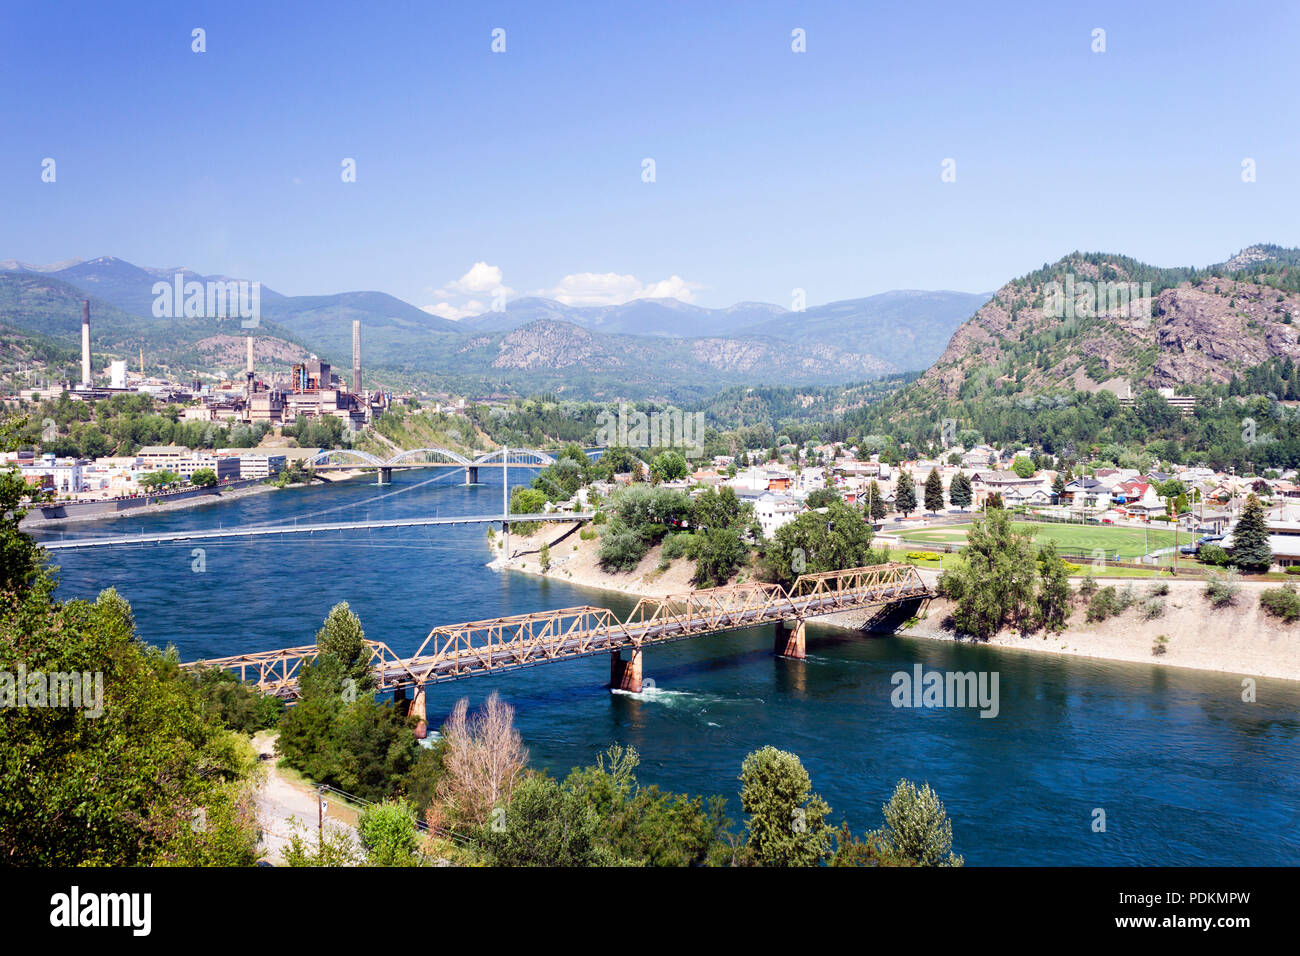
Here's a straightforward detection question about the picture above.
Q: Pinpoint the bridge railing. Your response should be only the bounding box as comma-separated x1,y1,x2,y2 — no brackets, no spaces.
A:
400,606,629,682
624,582,794,639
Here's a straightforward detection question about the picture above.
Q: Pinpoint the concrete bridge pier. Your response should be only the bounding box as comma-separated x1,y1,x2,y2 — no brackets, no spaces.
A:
774,619,806,660
610,646,643,693
377,467,392,485
465,466,478,485
393,686,429,739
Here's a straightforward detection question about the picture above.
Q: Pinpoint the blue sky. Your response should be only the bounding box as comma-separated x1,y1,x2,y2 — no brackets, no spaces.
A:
3,0,1298,314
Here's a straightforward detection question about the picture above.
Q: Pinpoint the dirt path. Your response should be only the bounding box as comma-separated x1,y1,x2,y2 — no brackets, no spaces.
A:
251,732,361,865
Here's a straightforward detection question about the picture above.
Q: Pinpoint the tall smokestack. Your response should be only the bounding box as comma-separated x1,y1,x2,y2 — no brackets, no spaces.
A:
80,300,91,387
352,320,361,396
247,336,254,374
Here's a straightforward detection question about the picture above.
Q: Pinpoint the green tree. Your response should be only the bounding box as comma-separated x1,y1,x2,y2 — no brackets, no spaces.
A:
1034,541,1073,631
691,526,746,587
538,541,551,574
948,471,973,509
140,469,180,491
871,779,963,867
805,487,841,510
315,601,372,689
0,587,259,865
563,744,735,867
763,500,880,588
924,469,945,513
1011,456,1035,479
866,479,887,520
937,510,1038,637
1231,493,1273,573
357,798,421,866
478,774,609,866
649,450,689,483
190,467,219,488
1051,471,1067,500
692,485,746,531
739,746,834,867
895,471,917,516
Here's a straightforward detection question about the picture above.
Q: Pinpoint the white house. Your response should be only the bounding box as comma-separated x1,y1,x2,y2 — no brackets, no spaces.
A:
753,492,801,539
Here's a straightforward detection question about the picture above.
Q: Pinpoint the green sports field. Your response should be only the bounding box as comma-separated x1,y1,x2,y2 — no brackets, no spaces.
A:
900,521,1181,560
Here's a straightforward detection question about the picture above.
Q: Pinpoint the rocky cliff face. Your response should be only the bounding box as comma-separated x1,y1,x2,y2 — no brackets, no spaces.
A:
481,318,895,379
919,251,1300,399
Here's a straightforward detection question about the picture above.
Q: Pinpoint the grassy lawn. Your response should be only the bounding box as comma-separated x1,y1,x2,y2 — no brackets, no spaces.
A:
900,520,1181,560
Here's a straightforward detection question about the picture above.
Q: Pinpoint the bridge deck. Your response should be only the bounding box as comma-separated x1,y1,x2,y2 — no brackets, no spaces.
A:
186,563,932,696
39,512,594,550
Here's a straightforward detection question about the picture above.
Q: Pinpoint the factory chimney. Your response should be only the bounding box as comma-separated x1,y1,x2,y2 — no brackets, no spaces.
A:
245,336,255,407
80,300,91,387
352,320,362,397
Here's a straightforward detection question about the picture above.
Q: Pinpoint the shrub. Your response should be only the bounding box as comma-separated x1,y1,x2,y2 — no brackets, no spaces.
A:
1077,574,1099,598
1205,570,1241,608
1199,544,1231,567
579,526,597,541
1285,565,1300,575
661,532,694,561
1259,584,1300,622
1086,586,1121,623
598,527,649,572
1147,581,1170,597
357,799,420,866
1152,635,1169,656
1141,597,1165,620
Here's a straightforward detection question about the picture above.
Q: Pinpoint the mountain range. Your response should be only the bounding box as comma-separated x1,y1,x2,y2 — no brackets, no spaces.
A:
0,256,989,401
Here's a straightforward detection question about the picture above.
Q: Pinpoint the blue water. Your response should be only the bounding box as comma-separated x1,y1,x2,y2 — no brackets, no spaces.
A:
34,470,1300,865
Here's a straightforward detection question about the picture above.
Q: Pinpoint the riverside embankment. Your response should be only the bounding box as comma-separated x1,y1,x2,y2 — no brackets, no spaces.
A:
501,521,1300,682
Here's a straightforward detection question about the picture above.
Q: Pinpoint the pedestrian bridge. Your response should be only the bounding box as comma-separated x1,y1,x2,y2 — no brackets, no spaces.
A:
184,563,933,731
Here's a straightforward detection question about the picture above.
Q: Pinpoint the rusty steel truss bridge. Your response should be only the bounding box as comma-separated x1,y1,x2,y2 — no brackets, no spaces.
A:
184,563,933,727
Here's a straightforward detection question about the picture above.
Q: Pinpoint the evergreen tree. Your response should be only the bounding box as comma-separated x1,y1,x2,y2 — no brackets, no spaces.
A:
895,471,917,516
948,472,972,509
1231,493,1273,573
1051,472,1067,500
924,469,945,514
867,480,887,520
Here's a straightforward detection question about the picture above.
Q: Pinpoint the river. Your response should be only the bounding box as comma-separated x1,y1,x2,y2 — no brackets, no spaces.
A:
33,468,1300,865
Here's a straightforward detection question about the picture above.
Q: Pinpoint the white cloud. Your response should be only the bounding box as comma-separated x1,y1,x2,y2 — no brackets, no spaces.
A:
536,272,699,307
422,301,485,321
438,261,508,296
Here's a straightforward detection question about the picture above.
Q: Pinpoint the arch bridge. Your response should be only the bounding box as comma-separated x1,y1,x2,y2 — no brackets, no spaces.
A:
305,446,558,484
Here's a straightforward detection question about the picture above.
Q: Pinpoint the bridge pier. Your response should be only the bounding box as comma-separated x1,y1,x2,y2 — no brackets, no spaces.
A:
774,619,806,660
393,686,428,739
377,467,392,485
610,646,643,693
465,466,478,485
